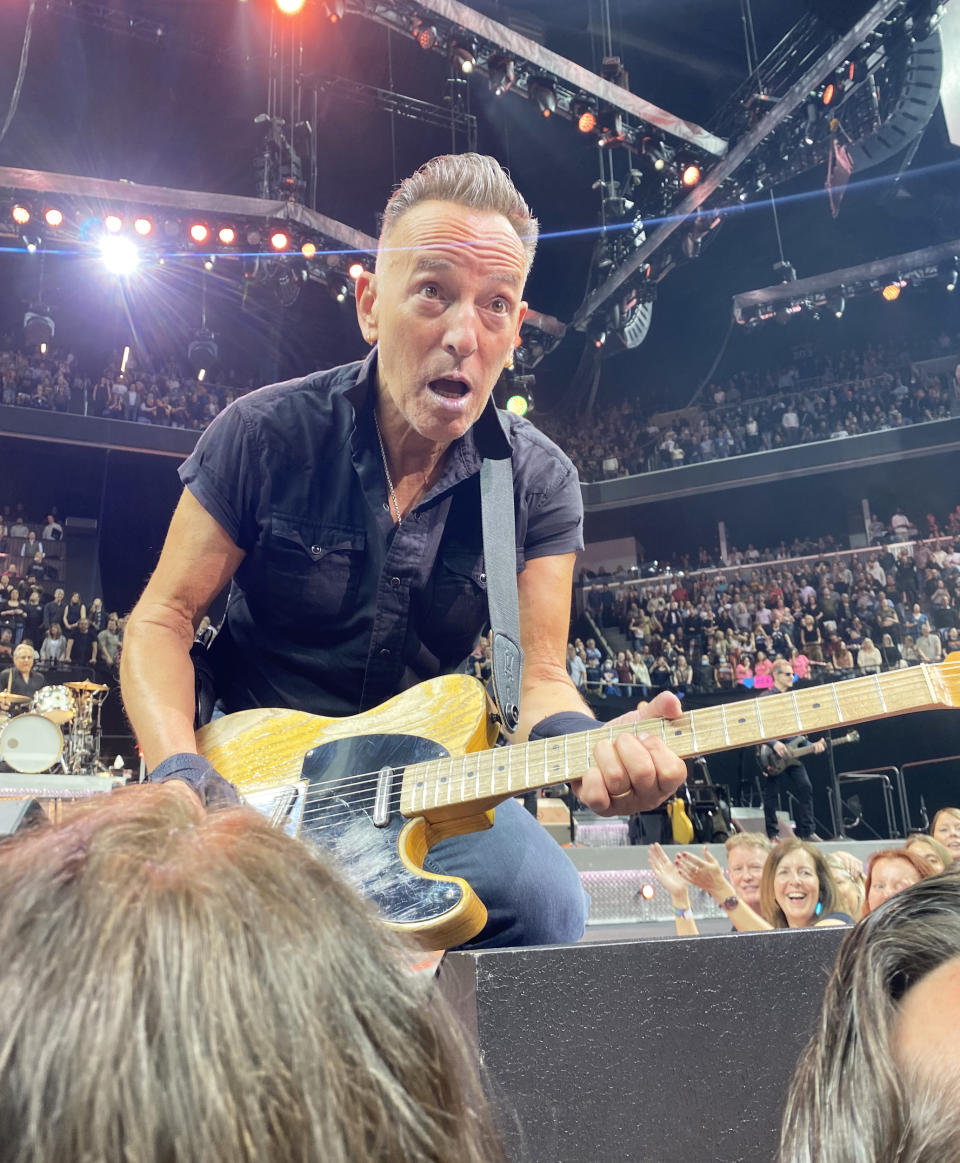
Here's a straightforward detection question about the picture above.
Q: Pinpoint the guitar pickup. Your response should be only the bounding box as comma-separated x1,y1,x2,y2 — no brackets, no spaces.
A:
243,781,308,838
373,766,394,828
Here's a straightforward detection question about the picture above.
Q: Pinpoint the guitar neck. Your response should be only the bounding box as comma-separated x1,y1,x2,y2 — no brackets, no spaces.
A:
400,663,956,816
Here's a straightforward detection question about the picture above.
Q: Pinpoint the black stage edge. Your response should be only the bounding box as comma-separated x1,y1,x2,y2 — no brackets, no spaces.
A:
438,928,847,1163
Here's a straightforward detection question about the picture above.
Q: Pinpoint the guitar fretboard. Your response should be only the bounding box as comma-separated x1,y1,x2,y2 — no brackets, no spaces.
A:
400,663,954,816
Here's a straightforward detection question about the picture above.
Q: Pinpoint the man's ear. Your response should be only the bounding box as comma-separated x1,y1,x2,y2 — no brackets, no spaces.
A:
355,269,378,345
513,301,528,348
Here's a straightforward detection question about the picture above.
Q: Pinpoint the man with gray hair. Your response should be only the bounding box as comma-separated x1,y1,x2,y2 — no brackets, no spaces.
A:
121,153,686,948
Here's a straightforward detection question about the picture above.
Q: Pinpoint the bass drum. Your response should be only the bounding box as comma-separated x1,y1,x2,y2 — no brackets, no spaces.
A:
0,713,63,774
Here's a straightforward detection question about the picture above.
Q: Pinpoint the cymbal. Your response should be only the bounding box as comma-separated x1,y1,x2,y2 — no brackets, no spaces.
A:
0,693,30,703
64,680,109,693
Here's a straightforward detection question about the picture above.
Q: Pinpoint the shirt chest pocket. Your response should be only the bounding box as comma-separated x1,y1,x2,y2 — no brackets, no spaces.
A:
264,517,366,627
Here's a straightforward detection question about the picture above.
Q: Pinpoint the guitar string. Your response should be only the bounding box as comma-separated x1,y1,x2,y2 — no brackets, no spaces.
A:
244,664,960,828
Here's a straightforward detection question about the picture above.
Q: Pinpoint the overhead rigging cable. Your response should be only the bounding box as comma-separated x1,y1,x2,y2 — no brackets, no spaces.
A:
0,0,38,148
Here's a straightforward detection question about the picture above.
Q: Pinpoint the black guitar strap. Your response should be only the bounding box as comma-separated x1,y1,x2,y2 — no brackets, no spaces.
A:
479,410,523,733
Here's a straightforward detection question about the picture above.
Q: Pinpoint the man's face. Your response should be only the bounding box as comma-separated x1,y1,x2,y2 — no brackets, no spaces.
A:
356,200,527,448
727,845,767,909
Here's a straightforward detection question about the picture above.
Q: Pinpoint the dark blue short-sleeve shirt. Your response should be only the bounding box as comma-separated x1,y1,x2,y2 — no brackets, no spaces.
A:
179,348,584,716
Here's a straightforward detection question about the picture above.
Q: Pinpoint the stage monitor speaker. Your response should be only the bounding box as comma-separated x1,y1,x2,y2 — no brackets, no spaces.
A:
0,798,45,836
438,927,846,1163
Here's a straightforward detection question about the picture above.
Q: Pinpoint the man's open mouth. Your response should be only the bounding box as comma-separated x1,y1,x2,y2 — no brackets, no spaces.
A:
429,378,470,399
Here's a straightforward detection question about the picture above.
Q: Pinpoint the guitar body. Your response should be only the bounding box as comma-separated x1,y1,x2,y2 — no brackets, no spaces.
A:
757,742,788,778
196,675,499,950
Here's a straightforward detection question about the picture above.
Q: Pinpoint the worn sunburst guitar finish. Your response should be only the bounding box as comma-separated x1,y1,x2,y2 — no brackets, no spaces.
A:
196,658,960,949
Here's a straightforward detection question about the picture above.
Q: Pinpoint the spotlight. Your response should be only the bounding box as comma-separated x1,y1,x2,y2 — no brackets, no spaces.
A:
597,105,624,145
822,82,836,107
529,77,556,118
593,330,606,349
450,42,476,74
642,140,667,172
99,236,140,276
245,228,262,247
189,223,210,243
275,0,305,13
104,214,123,233
411,18,438,50
939,259,958,292
11,204,30,225
570,94,596,132
321,0,344,20
639,882,656,901
22,236,40,254
203,259,214,271
133,217,154,237
217,226,237,245
348,261,365,279
188,328,218,370
882,282,902,301
300,241,317,258
333,282,349,303
269,231,290,250
43,208,63,228
505,394,529,416
681,163,701,187
826,290,845,318
197,368,206,382
488,55,514,96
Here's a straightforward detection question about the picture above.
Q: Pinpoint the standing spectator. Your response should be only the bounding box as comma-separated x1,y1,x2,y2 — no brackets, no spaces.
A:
61,591,85,662
87,596,105,632
97,613,121,679
71,617,99,668
42,586,65,631
22,590,44,643
857,637,883,673
39,622,67,665
40,514,62,541
566,643,586,690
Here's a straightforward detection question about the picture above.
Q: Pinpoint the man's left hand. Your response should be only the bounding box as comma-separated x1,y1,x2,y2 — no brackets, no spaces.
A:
571,691,688,816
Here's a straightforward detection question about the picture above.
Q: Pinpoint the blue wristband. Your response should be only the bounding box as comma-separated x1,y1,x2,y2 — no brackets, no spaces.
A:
148,752,216,786
528,711,600,741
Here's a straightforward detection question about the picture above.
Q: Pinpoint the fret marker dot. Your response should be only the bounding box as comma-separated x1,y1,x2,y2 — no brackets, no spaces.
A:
440,776,447,783
466,771,475,779
674,729,682,736
812,703,820,709
497,765,505,772
738,718,745,724
416,781,424,788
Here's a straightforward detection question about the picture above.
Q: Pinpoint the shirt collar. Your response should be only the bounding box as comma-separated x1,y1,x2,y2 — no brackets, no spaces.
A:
342,345,512,463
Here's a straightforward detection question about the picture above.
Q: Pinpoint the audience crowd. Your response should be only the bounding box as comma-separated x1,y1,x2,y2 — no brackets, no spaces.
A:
537,334,960,482
569,502,960,700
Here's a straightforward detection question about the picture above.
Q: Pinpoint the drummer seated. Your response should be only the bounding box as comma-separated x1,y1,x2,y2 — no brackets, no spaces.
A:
0,643,46,709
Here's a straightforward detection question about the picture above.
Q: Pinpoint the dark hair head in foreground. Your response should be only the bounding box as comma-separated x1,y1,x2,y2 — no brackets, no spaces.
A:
779,870,960,1163
0,784,503,1163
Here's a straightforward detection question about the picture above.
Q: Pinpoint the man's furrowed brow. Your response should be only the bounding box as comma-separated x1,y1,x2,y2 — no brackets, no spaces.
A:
411,254,522,287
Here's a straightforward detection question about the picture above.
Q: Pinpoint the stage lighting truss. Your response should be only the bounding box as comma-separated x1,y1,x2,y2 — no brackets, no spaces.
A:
732,239,960,329
0,186,377,307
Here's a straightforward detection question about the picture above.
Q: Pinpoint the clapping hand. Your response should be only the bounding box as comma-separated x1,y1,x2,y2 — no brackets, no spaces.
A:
675,845,731,900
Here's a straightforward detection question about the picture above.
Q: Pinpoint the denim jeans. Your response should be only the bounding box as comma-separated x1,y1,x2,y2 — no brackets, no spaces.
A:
423,797,589,950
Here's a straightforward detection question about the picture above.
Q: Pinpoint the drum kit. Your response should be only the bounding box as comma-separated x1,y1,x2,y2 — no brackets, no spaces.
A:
0,680,110,774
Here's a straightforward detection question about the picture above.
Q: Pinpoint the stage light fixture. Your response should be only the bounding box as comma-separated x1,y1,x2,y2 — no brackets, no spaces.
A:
321,0,344,21
189,223,210,244
133,217,154,237
275,0,305,13
301,241,317,258
104,214,123,233
22,236,40,254
43,208,63,228
882,282,902,301
188,328,218,370
826,290,845,318
203,259,214,271
333,282,349,303
450,42,476,74
163,218,180,238
246,228,262,246
593,330,606,349
217,226,237,245
11,204,30,225
269,231,290,250
822,82,836,107
681,163,701,187
639,882,656,901
411,18,438,50
488,55,514,96
505,394,529,416
197,368,206,382
99,235,139,276
348,261,365,279
529,77,556,118
939,259,958,292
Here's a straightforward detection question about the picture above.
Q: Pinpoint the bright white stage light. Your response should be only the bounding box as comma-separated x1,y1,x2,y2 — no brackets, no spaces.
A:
99,235,140,276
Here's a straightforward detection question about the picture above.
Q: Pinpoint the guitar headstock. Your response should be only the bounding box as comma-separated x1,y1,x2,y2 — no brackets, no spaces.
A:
938,652,960,707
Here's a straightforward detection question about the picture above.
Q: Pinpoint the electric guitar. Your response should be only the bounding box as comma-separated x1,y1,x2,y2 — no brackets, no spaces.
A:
196,658,960,950
756,729,860,778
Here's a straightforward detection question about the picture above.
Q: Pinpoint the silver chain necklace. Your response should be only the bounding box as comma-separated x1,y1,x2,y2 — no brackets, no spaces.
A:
374,413,403,526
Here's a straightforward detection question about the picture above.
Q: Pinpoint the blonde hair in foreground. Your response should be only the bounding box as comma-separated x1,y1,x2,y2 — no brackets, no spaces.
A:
0,785,504,1163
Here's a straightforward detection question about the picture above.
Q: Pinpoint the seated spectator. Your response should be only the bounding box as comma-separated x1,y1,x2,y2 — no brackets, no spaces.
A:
900,634,920,665
916,623,943,663
790,649,810,680
863,848,931,915
8,518,28,538
40,513,62,541
830,640,854,678
878,632,901,669
0,784,504,1163
753,649,774,689
778,872,960,1163
749,839,850,930
601,657,619,697
904,833,953,875
932,807,960,862
857,637,883,674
